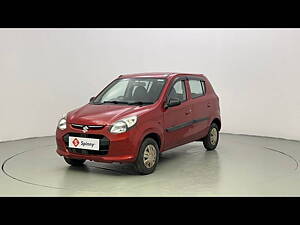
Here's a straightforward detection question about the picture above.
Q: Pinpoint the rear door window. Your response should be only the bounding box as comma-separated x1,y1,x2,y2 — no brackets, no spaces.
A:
188,79,205,98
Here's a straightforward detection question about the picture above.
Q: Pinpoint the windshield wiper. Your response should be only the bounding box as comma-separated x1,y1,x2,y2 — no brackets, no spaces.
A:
102,101,153,105
103,100,130,104
127,101,154,105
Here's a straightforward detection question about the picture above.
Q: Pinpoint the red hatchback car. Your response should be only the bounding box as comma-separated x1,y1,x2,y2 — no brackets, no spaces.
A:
56,72,221,175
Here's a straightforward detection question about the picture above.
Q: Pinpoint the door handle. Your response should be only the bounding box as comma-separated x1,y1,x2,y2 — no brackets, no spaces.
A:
185,109,192,115
207,103,211,108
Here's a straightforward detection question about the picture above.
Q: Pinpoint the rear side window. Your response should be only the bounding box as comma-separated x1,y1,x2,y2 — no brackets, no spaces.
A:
188,79,205,98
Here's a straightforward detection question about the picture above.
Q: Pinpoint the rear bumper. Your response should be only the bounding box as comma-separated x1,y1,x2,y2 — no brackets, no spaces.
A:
56,124,140,163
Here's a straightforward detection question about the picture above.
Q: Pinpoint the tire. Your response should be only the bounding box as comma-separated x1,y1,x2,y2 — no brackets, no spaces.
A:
64,157,86,166
203,123,219,151
134,138,160,175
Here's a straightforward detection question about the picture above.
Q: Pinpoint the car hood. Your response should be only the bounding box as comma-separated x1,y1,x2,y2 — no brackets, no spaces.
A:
67,103,149,125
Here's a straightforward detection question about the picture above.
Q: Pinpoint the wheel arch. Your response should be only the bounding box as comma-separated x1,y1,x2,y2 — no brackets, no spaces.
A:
142,132,162,150
211,118,221,131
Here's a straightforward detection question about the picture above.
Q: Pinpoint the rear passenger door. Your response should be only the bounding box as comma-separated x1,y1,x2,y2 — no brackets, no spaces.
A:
187,77,210,139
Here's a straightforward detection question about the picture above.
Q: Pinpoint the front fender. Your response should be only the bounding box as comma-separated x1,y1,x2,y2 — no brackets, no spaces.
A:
138,126,165,152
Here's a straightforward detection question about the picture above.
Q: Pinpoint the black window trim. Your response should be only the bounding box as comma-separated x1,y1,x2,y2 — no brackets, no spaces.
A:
187,76,206,99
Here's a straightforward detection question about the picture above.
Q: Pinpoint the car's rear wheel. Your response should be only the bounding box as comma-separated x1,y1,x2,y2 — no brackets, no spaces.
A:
134,138,159,175
64,157,86,166
203,123,219,151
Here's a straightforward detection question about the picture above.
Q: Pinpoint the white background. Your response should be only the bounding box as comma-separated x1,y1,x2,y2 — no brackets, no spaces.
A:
0,29,299,142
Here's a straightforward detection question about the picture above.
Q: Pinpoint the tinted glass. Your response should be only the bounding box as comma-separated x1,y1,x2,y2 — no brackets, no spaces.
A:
168,80,187,102
188,79,205,98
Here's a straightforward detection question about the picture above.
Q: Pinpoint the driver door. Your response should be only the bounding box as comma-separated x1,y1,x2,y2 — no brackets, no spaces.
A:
163,77,193,150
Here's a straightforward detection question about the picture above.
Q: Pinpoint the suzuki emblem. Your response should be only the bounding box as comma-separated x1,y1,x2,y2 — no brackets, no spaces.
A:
82,126,89,133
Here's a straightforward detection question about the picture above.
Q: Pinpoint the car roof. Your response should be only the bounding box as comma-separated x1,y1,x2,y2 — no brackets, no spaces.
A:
119,72,205,79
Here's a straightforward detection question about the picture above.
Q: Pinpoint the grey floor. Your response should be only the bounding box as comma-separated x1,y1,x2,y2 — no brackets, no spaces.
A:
0,133,300,196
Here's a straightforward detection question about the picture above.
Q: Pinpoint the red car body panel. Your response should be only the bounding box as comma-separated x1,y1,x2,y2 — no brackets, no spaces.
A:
56,72,221,163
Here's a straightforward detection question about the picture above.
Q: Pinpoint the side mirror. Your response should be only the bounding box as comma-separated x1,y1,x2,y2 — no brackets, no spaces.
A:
165,98,181,108
89,96,95,103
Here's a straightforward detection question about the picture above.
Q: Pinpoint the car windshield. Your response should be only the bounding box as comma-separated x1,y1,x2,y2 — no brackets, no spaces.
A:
92,78,167,105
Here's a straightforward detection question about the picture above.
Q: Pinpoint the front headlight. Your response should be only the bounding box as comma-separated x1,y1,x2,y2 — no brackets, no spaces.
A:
57,115,67,130
110,116,137,134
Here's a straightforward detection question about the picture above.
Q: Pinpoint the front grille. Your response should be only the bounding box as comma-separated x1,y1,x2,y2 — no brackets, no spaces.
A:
71,124,105,130
63,133,110,155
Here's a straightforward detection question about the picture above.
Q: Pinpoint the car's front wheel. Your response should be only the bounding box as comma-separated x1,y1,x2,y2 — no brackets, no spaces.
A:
64,157,86,166
203,123,219,151
134,138,159,175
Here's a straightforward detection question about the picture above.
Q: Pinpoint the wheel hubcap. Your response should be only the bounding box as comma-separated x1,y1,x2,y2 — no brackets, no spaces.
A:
210,128,218,145
143,144,157,168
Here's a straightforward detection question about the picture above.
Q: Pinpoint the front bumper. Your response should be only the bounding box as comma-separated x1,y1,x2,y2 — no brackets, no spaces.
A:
56,124,140,163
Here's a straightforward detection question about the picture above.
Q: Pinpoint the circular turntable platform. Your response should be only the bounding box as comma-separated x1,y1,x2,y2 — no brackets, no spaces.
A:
1,134,300,196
